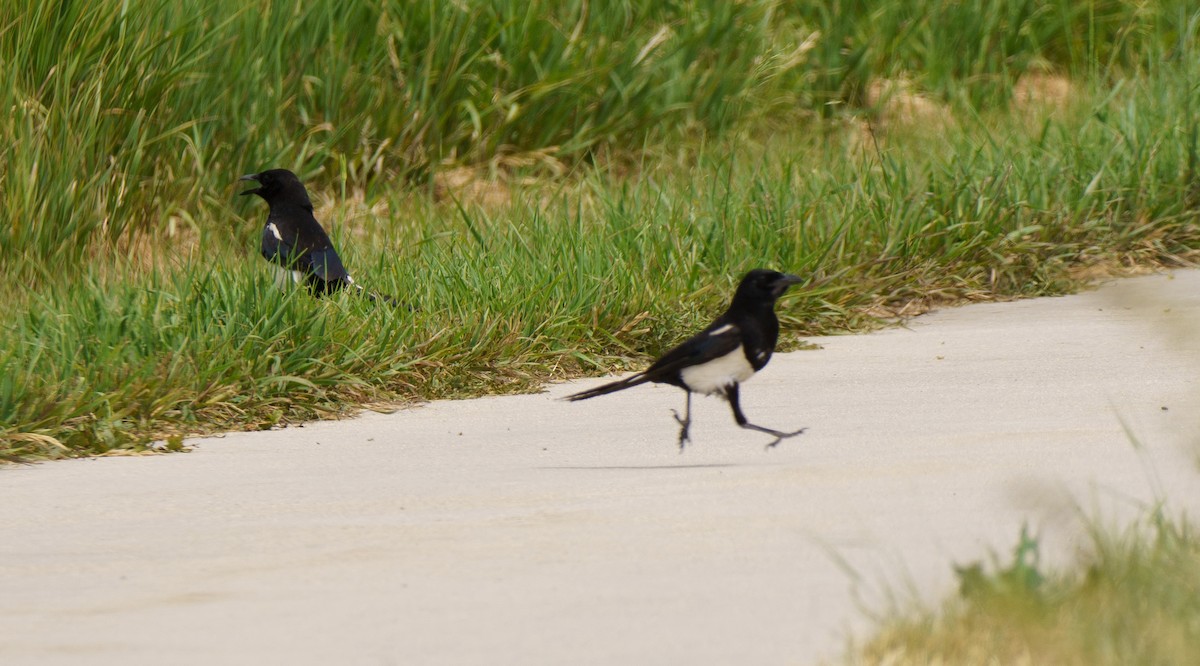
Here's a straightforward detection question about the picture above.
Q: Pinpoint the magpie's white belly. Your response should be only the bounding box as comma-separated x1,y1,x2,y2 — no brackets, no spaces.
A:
268,263,305,290
680,346,755,395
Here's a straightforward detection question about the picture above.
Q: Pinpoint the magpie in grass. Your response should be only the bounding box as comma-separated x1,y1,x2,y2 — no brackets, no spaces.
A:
239,168,396,304
566,269,806,449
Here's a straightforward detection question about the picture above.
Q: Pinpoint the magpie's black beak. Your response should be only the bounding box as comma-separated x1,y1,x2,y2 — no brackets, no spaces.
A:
774,273,804,295
238,173,260,196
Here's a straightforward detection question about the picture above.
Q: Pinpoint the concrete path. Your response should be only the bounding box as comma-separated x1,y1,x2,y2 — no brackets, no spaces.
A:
3,272,1200,666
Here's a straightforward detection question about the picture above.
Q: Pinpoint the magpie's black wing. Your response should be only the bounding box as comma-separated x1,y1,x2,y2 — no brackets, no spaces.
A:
564,317,742,401
261,212,354,292
643,317,743,383
289,212,353,290
260,219,300,268
304,245,352,286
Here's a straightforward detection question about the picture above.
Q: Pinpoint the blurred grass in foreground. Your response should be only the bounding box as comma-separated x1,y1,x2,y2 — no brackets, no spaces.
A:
849,513,1200,665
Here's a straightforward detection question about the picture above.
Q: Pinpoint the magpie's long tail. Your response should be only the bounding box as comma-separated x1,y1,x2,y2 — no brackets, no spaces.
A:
564,372,654,401
352,284,406,309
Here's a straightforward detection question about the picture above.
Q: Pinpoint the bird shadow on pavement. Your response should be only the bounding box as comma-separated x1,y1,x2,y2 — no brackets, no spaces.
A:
537,463,739,471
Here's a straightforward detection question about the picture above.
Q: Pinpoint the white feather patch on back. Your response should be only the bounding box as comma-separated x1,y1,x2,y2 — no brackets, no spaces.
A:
680,345,755,395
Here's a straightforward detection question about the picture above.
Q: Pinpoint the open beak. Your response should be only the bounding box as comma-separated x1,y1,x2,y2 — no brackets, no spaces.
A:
238,173,260,196
775,273,804,295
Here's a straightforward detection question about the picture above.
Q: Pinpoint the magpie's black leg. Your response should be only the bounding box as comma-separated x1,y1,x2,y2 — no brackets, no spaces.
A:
670,391,693,451
727,384,806,449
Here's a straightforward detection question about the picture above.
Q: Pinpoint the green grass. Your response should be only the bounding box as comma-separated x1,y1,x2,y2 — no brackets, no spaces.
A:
849,512,1200,664
2,1,1200,458
2,0,1194,281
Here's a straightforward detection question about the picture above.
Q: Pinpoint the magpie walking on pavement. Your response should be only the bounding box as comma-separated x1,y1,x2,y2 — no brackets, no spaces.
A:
565,269,806,449
239,168,396,305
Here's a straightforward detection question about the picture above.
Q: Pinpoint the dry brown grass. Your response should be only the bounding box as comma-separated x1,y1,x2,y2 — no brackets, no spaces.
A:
432,166,514,208
867,77,957,130
1012,73,1077,113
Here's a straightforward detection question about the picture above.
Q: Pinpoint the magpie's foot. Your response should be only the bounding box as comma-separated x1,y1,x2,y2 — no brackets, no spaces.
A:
671,410,691,451
744,425,807,450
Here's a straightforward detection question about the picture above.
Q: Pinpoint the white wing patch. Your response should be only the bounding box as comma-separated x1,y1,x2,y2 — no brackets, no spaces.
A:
268,263,304,290
267,222,283,241
709,323,735,336
680,345,755,395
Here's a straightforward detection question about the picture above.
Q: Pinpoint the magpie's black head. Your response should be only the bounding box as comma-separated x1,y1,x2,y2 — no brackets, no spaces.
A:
238,168,312,207
733,269,804,305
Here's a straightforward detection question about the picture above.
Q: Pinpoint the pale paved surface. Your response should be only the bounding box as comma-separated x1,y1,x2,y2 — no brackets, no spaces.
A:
3,272,1200,666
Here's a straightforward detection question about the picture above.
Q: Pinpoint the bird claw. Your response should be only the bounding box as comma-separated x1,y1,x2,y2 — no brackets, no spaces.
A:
761,427,807,450
671,410,691,451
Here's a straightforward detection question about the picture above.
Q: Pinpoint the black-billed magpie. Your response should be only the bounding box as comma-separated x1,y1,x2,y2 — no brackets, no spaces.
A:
239,168,396,305
566,269,806,449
